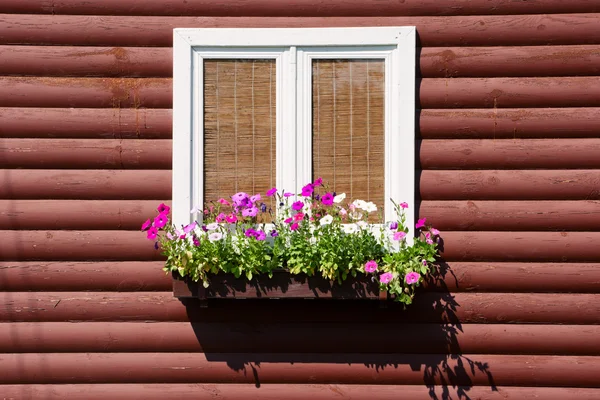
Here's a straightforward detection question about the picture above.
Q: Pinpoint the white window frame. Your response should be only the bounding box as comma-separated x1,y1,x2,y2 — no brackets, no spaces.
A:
173,27,416,235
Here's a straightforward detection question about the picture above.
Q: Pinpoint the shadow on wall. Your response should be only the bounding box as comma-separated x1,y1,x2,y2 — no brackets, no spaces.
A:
182,260,497,400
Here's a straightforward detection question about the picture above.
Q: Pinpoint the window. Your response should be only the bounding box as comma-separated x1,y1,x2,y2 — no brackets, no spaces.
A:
172,27,416,232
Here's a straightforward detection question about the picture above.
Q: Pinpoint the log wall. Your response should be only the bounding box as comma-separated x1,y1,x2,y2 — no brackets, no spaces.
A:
0,1,599,398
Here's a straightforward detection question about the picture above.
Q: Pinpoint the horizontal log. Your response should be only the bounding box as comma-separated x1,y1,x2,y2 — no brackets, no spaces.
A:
419,108,600,139
2,322,600,355
420,45,600,78
0,353,599,386
419,77,600,109
0,107,172,139
0,77,171,108
2,0,599,17
420,170,600,200
421,200,600,231
1,385,599,400
0,170,171,200
0,291,598,324
0,200,168,230
1,14,599,47
0,139,171,169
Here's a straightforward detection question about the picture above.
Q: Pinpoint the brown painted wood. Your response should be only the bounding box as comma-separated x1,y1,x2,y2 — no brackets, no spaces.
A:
2,0,598,17
0,291,597,324
1,385,599,400
420,45,600,78
419,139,600,169
0,46,171,77
0,77,171,108
0,139,171,169
0,170,171,200
419,108,600,139
0,107,172,139
0,200,168,230
0,352,598,386
419,77,600,109
2,261,599,293
1,14,599,47
421,201,600,231
420,170,600,200
2,322,600,355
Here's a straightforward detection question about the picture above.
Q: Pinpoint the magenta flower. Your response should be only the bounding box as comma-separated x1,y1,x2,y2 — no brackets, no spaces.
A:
250,194,261,203
293,212,305,221
393,231,407,241
216,212,227,223
301,184,314,197
183,222,197,234
422,260,428,266
405,272,421,285
292,201,304,211
284,217,293,224
157,203,170,215
266,187,277,197
290,222,299,231
242,207,259,217
389,221,398,230
400,202,409,209
379,272,394,284
255,231,266,241
283,192,294,198
313,177,323,186
153,213,168,229
245,228,257,238
231,192,248,203
141,219,152,231
226,213,238,223
430,228,440,236
193,235,200,246
218,198,230,206
146,227,158,240
321,192,334,206
364,260,378,273
415,218,426,229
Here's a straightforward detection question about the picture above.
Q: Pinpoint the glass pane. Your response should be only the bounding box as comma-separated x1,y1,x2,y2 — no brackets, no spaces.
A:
312,59,385,218
203,59,276,217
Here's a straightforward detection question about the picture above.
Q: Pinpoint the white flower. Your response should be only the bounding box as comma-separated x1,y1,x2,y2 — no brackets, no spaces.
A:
352,199,367,210
319,215,333,225
363,201,377,213
333,193,346,203
356,221,368,229
206,223,219,230
343,224,358,234
190,206,202,214
208,232,223,241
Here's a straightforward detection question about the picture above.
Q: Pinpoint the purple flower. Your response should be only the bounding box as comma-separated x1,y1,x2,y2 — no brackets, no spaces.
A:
364,260,378,273
292,201,304,211
301,184,314,197
250,194,261,203
315,194,320,201
379,272,394,284
313,177,323,186
245,228,257,238
260,203,267,213
255,231,266,241
232,192,249,203
266,187,277,197
283,192,294,198
416,218,426,229
153,213,168,229
389,221,398,230
290,222,299,231
242,207,259,217
321,192,334,206
141,219,152,231
405,272,421,285
271,230,279,237
157,203,170,215
146,227,158,240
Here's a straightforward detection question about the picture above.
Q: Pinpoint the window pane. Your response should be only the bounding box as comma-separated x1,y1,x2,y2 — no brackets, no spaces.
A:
204,59,276,215
312,59,385,216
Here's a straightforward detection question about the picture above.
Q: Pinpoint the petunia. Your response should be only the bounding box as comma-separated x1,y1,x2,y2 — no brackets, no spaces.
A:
218,198,230,206
250,194,261,203
231,192,249,203
260,203,267,213
183,222,197,234
292,201,304,211
157,203,170,215
166,232,175,240
245,228,257,238
283,192,294,198
266,187,277,197
293,212,305,221
284,217,293,224
363,202,377,213
271,230,279,237
426,238,434,245
313,177,323,186
242,207,259,217
319,215,333,225
216,213,227,223
400,202,409,209
153,213,168,229
192,235,200,246
226,213,237,223
430,228,440,236
141,219,152,231
206,222,218,231
352,199,367,210
301,184,314,197
389,221,398,230
343,224,358,234
146,227,158,240
415,218,426,229
405,272,421,285
333,193,346,203
422,260,428,266
379,272,394,284
290,222,299,231
255,231,266,241
321,192,334,206
339,208,347,217
393,231,407,241
208,232,223,241
364,260,378,273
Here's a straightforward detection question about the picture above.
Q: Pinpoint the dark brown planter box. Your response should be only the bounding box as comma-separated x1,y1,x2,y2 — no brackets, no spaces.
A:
172,270,386,301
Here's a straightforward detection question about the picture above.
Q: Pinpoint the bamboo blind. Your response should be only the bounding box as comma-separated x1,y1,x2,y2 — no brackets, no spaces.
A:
312,59,385,214
203,59,276,212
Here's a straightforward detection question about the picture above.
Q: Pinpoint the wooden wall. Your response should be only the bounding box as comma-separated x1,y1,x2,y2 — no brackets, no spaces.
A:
1,1,600,398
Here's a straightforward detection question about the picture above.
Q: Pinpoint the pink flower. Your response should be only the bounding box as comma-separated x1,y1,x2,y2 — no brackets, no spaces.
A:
415,218,426,229
250,194,261,203
400,202,409,209
364,260,378,273
290,222,299,231
146,227,158,240
192,235,200,246
218,198,230,206
226,213,237,223
379,272,394,284
405,272,421,285
216,212,227,223
266,187,277,197
183,222,196,234
283,192,294,198
153,213,168,229
301,184,314,197
242,207,259,217
393,231,407,241
141,219,152,231
157,203,170,215
313,177,323,186
430,228,440,236
426,238,434,245
294,212,305,221
255,231,266,241
321,192,334,206
284,217,293,224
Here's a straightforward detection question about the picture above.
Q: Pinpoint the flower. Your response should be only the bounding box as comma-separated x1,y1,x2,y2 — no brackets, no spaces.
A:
146,227,158,240
218,198,230,206
206,222,218,231
255,231,266,241
426,238,434,245
242,207,259,217
284,217,293,224
290,222,299,231
245,228,257,238
363,202,377,213
321,192,334,206
192,235,200,246
292,201,304,211
389,221,398,230
301,184,314,197
422,260,428,266
271,230,279,237
364,260,378,273
157,203,170,215
319,215,333,225
339,208,347,217
293,212,305,221
250,194,261,203
226,213,238,223
333,193,346,203
380,272,394,284
283,192,294,198
356,220,368,229
313,177,323,186
266,187,277,197
400,202,409,209
430,228,440,236
209,232,223,241
190,206,202,214
183,222,197,234
352,199,367,210
153,213,168,229
393,231,407,241
405,272,421,285
141,219,152,231
166,232,175,240
416,218,426,229
231,192,248,203
343,224,357,234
